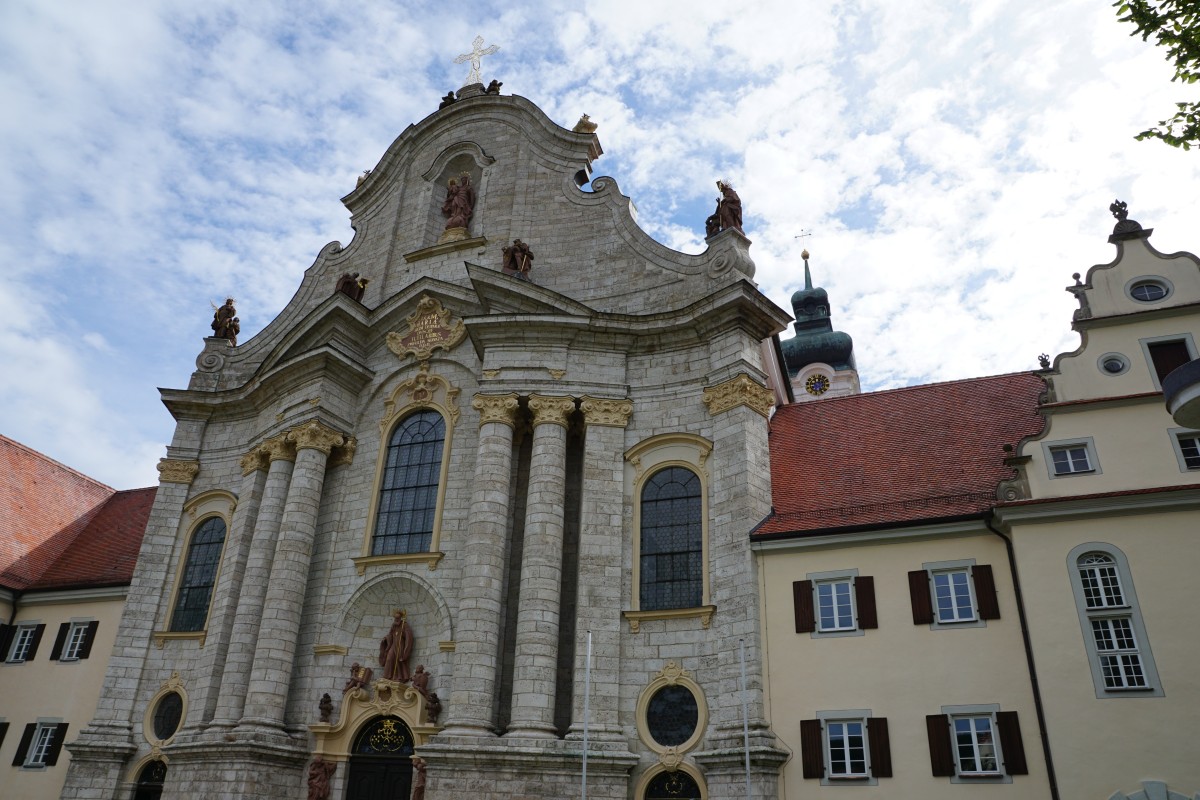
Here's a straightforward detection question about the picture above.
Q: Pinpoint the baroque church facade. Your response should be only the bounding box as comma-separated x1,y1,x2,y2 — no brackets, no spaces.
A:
60,82,792,799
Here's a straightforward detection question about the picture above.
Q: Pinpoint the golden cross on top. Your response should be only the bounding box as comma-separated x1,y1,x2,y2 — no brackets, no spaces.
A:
454,35,499,85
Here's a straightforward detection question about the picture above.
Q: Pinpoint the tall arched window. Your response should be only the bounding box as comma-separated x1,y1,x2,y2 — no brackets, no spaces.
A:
169,517,226,632
640,467,703,611
372,410,446,555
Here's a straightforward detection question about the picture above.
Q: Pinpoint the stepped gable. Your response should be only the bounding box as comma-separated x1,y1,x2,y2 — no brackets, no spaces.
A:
757,372,1046,536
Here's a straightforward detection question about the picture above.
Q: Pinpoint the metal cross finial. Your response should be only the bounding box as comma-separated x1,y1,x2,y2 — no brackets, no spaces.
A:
454,35,499,86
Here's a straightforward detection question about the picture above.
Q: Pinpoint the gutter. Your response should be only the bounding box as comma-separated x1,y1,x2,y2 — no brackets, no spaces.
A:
985,513,1059,800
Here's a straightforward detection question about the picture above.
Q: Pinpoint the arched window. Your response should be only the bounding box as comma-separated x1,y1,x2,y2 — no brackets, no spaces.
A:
372,410,445,556
645,770,702,799
169,517,226,632
640,467,703,611
132,760,167,800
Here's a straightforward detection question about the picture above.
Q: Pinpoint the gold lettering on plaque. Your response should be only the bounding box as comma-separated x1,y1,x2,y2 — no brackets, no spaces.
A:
386,296,466,362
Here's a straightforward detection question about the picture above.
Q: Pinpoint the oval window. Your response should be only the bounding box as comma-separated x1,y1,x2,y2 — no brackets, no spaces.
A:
152,692,183,742
1130,280,1168,302
645,684,699,747
1098,353,1129,375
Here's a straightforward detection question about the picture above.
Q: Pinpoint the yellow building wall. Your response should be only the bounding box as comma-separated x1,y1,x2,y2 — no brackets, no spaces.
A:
0,593,126,800
758,530,1051,800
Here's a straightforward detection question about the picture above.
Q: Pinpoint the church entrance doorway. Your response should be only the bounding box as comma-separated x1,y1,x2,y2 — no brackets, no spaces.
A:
345,715,415,800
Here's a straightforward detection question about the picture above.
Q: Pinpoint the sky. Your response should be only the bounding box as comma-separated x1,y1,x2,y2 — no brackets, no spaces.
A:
2,0,1197,490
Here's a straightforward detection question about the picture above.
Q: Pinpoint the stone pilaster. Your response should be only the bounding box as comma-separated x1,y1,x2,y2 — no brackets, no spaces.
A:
209,434,296,730
239,420,344,732
569,397,632,739
441,393,519,736
507,394,575,738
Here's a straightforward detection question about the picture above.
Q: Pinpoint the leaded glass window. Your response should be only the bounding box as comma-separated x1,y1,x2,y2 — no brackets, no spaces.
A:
373,410,445,555
152,692,183,741
169,517,226,632
639,467,703,611
645,685,699,747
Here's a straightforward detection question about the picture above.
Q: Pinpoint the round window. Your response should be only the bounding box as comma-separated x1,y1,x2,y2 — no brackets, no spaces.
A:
645,685,699,747
1129,280,1168,302
1097,353,1130,376
152,692,183,742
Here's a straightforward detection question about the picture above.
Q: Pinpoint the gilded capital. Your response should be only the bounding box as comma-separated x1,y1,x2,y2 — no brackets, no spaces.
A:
157,459,200,485
287,420,346,454
528,394,576,428
702,373,775,418
330,436,357,468
239,446,270,476
472,393,520,427
580,396,633,428
262,433,297,463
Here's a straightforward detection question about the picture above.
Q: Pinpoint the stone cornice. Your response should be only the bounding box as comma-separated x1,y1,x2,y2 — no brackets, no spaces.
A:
472,393,520,427
993,485,1200,528
287,420,347,455
157,459,200,485
528,394,576,428
702,373,775,418
581,397,633,428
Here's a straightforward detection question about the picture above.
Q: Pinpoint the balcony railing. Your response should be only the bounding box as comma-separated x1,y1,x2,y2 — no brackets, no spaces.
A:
1163,358,1200,429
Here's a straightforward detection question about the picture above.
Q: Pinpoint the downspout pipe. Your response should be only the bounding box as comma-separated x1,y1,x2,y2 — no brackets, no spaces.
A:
986,513,1059,800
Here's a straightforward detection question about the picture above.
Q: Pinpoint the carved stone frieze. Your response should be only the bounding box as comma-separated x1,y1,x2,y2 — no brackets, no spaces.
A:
702,373,774,418
288,420,346,455
528,394,576,427
157,459,200,485
239,446,270,476
581,396,633,428
386,295,466,362
472,393,520,427
262,432,297,463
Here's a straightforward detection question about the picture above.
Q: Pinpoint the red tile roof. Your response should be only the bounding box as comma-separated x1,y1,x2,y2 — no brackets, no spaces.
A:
755,373,1046,537
0,435,154,592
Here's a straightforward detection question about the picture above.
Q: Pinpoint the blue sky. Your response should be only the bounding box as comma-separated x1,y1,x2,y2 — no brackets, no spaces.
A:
2,0,1198,489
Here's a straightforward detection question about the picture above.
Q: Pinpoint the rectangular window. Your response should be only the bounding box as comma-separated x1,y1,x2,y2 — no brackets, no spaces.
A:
817,580,855,632
827,720,867,777
8,626,37,663
1091,618,1147,689
953,716,1000,774
61,623,89,661
1050,445,1092,475
801,712,891,784
930,707,1027,781
1147,339,1192,385
1177,433,1200,470
933,569,976,623
1079,559,1125,609
28,725,56,766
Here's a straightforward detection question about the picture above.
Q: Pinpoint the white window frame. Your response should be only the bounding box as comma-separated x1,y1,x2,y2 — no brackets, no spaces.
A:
1041,437,1102,479
6,624,38,664
816,579,856,632
922,559,987,630
1077,553,1126,610
816,709,876,786
1168,428,1200,472
932,568,976,624
60,622,90,662
24,721,59,768
807,568,863,638
1067,543,1163,698
941,704,1011,784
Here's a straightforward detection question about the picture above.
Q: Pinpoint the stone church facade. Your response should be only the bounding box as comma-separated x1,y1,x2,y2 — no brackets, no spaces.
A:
61,84,789,799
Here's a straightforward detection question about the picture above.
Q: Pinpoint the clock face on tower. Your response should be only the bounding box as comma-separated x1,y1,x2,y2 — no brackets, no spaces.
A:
805,374,831,396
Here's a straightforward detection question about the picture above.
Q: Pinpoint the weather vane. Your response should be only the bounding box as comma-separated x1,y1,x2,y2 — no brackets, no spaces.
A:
454,35,499,85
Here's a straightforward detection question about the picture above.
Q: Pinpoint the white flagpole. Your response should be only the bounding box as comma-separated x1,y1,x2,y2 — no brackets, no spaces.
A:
582,630,592,800
740,638,752,799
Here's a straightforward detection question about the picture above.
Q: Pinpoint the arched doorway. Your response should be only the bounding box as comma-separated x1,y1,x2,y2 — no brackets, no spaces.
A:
131,760,166,800
345,715,415,800
644,769,703,799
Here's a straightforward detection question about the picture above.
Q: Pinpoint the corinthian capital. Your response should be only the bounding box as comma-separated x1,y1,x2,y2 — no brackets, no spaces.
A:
157,459,200,485
287,420,346,454
472,393,520,427
261,432,297,463
239,446,270,476
580,396,633,428
528,394,576,428
702,373,775,418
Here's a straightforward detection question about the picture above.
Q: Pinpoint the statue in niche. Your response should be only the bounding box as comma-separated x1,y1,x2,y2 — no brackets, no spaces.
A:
379,609,414,682
335,272,368,302
210,298,240,345
485,79,503,95
709,179,743,235
501,239,534,280
318,692,334,722
442,173,476,231
411,756,428,800
425,691,442,723
307,758,337,800
439,91,457,109
343,662,373,693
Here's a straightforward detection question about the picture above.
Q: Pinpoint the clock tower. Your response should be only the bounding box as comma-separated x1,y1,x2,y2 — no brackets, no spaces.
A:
780,251,860,401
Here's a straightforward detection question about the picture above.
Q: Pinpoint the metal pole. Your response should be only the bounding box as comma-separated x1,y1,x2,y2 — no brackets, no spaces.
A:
582,630,592,800
740,638,752,799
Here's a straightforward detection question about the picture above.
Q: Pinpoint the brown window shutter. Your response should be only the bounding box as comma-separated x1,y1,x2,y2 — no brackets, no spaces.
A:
926,714,955,777
973,564,1001,620
78,621,100,659
794,580,816,633
800,719,824,778
996,711,1028,775
909,570,934,624
45,724,69,766
49,623,70,661
0,624,13,658
26,624,46,661
855,576,878,629
867,717,892,777
0,721,9,749
12,723,36,766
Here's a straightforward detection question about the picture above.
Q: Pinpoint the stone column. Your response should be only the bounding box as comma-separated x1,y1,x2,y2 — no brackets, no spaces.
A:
569,397,632,739
507,394,576,738
239,420,345,733
441,393,519,736
209,434,296,730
